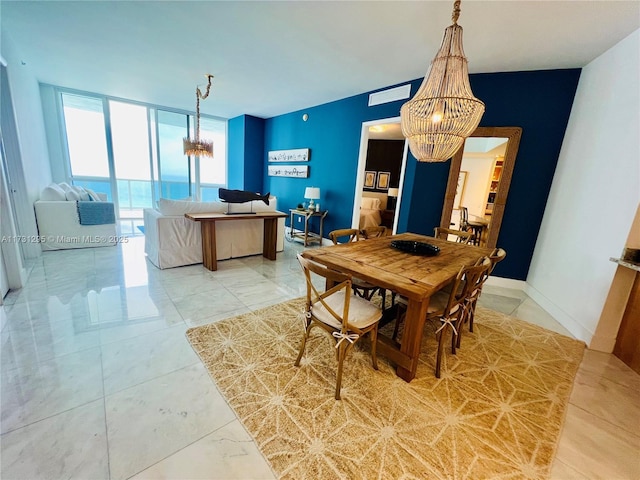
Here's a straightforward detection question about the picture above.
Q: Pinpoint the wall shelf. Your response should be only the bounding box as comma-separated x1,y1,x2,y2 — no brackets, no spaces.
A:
610,257,640,273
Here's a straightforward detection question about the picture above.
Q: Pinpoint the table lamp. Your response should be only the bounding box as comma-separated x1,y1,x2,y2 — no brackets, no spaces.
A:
304,187,320,211
387,187,399,210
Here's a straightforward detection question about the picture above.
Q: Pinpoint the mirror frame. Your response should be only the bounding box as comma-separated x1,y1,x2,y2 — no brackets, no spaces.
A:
440,126,522,249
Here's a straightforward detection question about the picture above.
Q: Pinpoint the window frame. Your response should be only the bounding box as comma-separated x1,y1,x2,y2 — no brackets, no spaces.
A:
53,85,228,214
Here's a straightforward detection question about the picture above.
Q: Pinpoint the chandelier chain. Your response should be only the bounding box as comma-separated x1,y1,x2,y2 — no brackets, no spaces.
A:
452,0,461,25
194,75,214,142
183,74,214,157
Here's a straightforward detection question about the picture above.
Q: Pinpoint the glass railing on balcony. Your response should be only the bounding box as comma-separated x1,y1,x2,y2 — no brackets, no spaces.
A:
73,177,220,219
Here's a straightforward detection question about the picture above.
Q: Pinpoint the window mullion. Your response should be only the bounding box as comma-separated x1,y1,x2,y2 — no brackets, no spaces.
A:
101,98,120,218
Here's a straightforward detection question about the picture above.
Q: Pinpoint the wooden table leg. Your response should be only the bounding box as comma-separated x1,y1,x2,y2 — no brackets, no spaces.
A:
262,218,278,260
201,221,218,271
395,297,429,381
304,215,311,246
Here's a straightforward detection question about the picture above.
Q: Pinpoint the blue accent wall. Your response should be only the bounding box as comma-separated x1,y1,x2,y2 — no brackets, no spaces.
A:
260,69,580,280
228,115,265,192
263,85,413,234
227,116,244,189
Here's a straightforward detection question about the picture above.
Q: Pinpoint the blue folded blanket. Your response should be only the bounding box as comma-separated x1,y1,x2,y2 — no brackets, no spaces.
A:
77,201,116,225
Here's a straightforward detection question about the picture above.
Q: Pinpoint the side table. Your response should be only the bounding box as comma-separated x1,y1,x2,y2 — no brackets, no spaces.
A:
467,218,489,246
289,209,328,246
380,209,395,229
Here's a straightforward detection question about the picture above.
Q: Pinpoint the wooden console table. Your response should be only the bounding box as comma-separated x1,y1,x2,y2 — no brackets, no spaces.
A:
186,211,288,271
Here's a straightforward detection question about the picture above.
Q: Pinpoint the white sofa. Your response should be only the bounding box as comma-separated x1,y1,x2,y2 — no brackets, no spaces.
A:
143,197,285,269
34,183,117,251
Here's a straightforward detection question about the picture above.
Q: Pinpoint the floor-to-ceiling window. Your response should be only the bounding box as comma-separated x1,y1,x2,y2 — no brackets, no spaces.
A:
61,93,112,199
156,110,190,201
109,101,153,220
57,88,227,233
198,116,227,201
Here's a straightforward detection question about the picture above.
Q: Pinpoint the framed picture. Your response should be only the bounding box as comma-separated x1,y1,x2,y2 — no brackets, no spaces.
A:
267,165,309,178
267,148,310,162
364,171,376,188
377,171,390,190
454,170,468,208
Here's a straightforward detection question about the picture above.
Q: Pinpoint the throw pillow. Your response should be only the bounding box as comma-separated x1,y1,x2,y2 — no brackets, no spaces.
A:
85,188,103,202
361,197,381,210
65,189,81,201
72,185,91,201
226,196,276,213
156,198,226,215
40,183,66,201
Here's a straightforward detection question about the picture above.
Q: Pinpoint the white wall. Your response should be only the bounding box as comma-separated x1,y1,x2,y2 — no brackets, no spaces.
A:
0,34,53,258
526,29,640,345
460,154,494,218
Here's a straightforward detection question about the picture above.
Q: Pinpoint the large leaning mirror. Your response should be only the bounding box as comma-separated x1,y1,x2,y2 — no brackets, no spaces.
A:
440,126,522,250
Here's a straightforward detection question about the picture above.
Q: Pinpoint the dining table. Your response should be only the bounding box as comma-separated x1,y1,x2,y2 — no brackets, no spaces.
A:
301,232,492,382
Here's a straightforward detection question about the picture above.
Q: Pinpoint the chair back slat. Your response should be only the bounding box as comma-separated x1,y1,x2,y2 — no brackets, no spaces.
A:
444,257,492,315
329,228,360,244
434,227,473,244
298,254,352,328
489,247,507,274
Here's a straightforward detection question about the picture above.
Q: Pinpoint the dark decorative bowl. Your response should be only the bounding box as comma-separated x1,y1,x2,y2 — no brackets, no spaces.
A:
390,240,440,256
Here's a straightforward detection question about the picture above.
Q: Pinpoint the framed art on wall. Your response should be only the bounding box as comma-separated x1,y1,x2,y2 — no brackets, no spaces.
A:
267,148,310,162
364,171,376,188
377,171,390,190
267,165,309,178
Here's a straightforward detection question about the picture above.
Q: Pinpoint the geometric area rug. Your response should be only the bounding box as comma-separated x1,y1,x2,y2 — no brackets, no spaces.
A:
186,298,585,480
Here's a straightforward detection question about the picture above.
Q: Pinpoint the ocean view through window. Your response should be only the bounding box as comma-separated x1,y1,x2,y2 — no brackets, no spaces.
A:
59,89,227,222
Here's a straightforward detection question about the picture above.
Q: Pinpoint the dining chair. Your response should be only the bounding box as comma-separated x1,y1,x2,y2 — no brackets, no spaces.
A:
464,247,507,335
329,228,361,244
360,225,387,239
458,206,478,244
459,206,470,231
394,257,492,378
453,255,494,349
434,227,473,244
295,254,383,400
328,228,382,301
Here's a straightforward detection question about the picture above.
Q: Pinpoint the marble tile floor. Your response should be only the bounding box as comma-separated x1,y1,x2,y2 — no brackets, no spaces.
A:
1,236,638,480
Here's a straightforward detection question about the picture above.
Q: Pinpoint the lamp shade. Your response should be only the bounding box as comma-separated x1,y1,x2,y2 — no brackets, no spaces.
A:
387,188,399,198
304,187,320,200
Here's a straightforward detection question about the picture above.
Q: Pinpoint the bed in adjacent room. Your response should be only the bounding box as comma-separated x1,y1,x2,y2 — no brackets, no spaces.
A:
359,194,386,229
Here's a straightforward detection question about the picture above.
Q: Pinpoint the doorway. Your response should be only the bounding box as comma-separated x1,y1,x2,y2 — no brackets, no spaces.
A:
352,117,408,234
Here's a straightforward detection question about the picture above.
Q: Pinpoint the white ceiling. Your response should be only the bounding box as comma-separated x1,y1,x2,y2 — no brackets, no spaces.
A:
2,1,638,119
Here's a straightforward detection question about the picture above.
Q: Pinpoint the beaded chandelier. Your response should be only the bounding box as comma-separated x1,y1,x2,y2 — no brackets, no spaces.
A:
183,74,214,157
400,1,484,162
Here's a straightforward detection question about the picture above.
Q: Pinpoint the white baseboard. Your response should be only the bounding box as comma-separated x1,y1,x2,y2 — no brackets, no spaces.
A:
468,275,596,345
524,283,594,345
485,276,527,290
